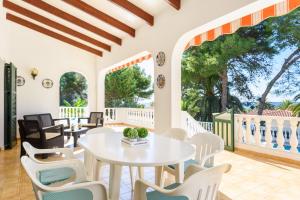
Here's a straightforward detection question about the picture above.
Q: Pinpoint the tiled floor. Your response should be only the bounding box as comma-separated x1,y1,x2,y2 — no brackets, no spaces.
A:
1,135,300,200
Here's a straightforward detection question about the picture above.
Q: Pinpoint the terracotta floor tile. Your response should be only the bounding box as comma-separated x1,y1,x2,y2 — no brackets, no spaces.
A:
1,133,300,200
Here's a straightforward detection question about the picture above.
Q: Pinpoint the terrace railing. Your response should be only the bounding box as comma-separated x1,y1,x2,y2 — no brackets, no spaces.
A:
105,108,154,129
235,114,300,161
181,111,213,137
59,107,88,119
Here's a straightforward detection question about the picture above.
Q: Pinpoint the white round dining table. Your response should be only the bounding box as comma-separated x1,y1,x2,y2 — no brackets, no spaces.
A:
78,131,195,200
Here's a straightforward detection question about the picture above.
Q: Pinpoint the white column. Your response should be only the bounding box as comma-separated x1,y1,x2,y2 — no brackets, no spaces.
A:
97,69,107,112
154,49,174,134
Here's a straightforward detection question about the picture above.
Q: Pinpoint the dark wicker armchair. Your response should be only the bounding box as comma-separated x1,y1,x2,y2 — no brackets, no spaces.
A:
78,112,104,129
18,119,64,158
23,113,70,130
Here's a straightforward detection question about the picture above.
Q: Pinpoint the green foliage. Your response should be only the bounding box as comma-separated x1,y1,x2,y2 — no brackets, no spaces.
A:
277,100,294,110
60,72,88,107
123,127,131,137
105,65,153,108
127,128,139,139
136,128,148,138
181,7,300,120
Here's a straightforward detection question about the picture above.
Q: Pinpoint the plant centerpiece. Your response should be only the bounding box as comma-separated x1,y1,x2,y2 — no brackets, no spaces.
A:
136,128,148,140
122,127,149,144
126,128,139,142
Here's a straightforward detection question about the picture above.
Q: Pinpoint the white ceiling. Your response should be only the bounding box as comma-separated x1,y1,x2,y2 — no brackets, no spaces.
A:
5,0,174,55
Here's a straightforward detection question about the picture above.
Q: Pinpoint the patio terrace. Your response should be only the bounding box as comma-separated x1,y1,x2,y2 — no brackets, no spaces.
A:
1,129,300,200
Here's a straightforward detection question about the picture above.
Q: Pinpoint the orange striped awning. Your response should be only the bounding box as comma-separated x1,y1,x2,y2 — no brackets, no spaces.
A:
110,54,152,73
185,0,300,50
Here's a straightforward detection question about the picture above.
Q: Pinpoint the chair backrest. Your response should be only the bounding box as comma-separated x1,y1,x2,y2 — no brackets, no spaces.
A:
21,156,107,200
87,127,115,135
18,120,42,139
89,112,103,123
190,133,224,167
175,164,231,200
24,113,54,128
162,128,188,141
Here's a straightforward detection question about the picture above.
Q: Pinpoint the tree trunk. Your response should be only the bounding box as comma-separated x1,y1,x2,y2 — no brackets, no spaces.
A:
257,48,300,115
220,69,228,112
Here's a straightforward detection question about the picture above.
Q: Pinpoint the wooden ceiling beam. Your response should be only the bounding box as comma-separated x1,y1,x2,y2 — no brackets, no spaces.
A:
3,0,111,51
63,0,135,37
109,0,154,26
165,0,181,10
23,0,122,45
6,13,103,56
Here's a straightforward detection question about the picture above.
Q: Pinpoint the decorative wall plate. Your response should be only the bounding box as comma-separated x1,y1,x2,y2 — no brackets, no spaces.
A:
42,79,53,88
156,74,165,89
16,76,25,86
156,51,166,66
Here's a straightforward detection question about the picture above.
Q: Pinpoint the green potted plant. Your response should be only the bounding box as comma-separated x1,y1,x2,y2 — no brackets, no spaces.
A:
137,128,148,140
127,128,139,142
123,127,131,138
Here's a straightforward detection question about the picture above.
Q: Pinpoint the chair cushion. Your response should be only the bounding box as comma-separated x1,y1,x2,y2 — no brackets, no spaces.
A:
45,133,61,140
82,123,97,127
168,159,199,171
38,167,75,185
42,189,93,200
146,183,188,200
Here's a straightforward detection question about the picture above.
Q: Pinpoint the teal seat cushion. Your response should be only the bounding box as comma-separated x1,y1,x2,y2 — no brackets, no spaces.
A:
168,159,199,171
39,167,75,185
43,189,93,200
146,183,188,200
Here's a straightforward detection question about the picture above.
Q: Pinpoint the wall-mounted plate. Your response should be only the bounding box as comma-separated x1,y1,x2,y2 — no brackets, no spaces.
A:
156,51,166,67
156,74,165,89
16,76,25,86
42,79,53,88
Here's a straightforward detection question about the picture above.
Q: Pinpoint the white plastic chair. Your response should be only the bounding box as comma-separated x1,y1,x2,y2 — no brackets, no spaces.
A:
22,142,75,164
134,163,231,200
21,156,108,200
162,128,188,141
160,128,188,185
162,132,224,186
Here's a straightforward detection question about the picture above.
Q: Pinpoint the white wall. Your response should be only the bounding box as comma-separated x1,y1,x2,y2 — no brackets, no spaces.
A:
97,0,272,133
0,2,97,144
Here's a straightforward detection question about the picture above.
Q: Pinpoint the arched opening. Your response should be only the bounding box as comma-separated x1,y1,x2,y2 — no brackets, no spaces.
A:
171,0,300,154
101,52,155,129
59,71,88,118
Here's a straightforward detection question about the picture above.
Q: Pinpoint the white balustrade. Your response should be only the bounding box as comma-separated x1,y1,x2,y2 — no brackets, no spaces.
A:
235,114,300,161
181,111,213,137
59,107,88,118
104,108,154,129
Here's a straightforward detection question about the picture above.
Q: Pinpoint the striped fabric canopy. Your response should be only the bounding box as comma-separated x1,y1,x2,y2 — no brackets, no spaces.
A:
110,54,152,73
185,0,300,50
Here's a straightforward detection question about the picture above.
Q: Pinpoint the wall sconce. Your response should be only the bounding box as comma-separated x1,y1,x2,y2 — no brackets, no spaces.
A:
31,68,38,80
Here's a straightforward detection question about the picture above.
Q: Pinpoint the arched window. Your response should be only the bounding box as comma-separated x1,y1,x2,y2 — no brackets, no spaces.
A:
60,72,88,107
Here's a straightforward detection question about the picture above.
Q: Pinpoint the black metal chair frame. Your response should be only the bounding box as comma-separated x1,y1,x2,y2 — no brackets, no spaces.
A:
78,112,104,129
18,119,64,158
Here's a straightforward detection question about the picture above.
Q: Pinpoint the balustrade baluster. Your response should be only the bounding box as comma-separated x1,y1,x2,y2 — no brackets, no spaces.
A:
290,119,299,153
276,120,284,150
265,118,272,148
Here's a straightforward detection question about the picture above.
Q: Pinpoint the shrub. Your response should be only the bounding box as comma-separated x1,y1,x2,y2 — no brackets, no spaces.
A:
127,128,139,139
123,128,131,137
137,128,148,138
